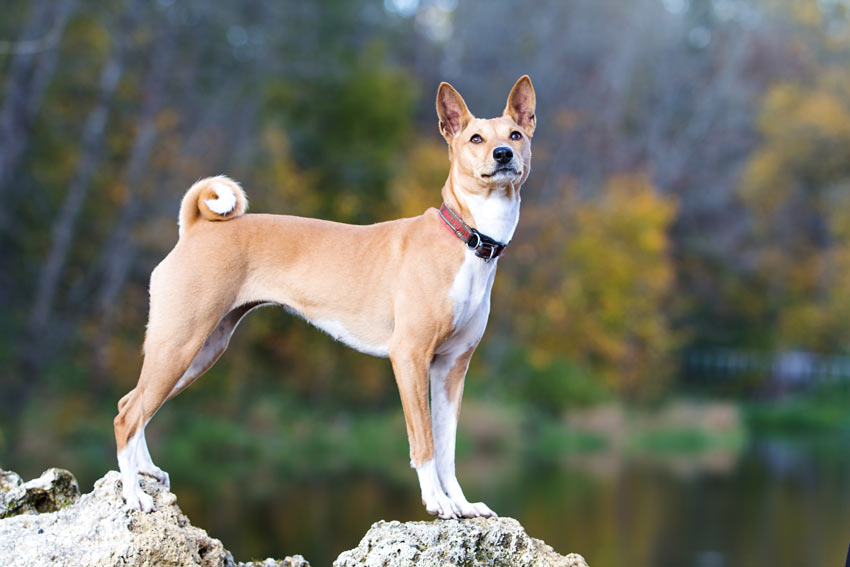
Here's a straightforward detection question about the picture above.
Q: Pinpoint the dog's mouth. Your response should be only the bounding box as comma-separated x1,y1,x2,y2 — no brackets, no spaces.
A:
481,166,520,178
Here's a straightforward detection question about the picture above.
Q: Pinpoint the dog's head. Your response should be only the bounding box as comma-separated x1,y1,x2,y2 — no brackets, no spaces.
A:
436,76,535,196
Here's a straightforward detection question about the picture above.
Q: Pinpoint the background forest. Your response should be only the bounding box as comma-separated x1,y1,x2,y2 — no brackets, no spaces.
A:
3,1,850,566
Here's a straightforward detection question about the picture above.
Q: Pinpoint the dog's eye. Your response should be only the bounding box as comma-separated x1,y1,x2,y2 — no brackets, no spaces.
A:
510,131,522,141
470,134,483,144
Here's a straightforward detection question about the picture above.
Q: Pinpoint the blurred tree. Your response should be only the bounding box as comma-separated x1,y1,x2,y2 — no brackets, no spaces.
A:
388,138,447,218
90,21,174,384
24,1,138,374
443,0,798,354
264,42,418,224
733,0,850,352
0,0,75,222
500,174,679,402
740,72,850,352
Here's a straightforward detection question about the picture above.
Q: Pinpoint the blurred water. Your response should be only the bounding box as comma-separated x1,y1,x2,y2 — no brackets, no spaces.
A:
173,434,850,567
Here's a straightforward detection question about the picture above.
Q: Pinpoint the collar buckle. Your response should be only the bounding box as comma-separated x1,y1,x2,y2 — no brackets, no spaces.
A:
439,202,509,261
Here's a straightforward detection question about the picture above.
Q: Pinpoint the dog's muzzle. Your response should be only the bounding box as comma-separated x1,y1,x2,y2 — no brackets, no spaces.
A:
482,146,520,178
481,165,520,178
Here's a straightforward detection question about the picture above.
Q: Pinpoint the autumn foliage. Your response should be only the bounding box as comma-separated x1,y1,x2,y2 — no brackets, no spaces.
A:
3,0,850,433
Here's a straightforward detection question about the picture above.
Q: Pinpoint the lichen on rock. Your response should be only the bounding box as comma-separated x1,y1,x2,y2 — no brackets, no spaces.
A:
238,558,311,567
0,467,79,518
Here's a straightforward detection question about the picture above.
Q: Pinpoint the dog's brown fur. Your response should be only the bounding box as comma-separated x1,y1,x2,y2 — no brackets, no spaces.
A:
115,76,536,518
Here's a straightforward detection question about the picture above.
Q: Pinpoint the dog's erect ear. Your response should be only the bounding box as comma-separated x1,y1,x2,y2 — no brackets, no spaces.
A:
436,82,473,142
504,75,536,137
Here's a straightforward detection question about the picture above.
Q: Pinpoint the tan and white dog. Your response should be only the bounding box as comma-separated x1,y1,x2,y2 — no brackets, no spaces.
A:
114,76,536,519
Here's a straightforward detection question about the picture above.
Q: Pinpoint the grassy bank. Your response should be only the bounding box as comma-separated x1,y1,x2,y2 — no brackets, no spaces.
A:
1,393,755,493
744,397,850,434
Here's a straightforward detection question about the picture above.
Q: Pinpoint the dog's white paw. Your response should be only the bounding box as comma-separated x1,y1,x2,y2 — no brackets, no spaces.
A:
423,490,461,519
123,486,155,513
469,501,497,518
137,490,156,513
451,498,497,518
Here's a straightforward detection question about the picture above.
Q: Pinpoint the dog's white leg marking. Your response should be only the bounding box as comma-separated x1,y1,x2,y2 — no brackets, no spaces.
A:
118,428,154,512
430,354,497,518
415,458,461,519
135,428,169,488
204,181,237,215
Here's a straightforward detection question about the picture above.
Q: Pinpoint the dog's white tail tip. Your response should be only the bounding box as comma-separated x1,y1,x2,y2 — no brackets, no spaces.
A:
204,182,238,215
178,175,248,236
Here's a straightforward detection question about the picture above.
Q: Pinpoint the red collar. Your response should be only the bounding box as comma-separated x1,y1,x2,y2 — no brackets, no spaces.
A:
438,203,509,262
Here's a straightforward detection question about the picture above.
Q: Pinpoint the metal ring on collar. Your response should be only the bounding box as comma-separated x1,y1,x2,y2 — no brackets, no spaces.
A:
466,231,481,250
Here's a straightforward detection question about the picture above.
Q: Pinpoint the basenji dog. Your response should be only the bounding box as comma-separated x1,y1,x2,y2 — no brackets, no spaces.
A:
114,75,536,519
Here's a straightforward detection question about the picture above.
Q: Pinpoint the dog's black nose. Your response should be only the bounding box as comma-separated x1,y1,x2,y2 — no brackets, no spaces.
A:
493,146,513,165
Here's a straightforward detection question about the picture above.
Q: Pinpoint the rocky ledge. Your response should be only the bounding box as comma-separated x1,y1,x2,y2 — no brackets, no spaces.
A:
335,518,588,567
0,468,588,567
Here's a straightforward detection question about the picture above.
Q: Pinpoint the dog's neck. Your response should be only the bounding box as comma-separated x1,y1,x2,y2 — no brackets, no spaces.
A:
441,171,521,245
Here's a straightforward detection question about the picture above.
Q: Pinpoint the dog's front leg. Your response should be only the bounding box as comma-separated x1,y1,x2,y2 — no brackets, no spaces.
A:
389,348,461,519
430,349,497,518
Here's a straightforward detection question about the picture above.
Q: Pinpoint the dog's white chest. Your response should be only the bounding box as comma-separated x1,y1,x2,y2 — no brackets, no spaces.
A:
439,193,519,353
440,253,497,354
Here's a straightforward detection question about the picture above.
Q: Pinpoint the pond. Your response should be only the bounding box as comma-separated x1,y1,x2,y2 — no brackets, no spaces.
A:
172,433,850,567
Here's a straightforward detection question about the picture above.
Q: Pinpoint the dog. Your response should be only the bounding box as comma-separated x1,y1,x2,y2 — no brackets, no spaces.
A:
114,75,536,519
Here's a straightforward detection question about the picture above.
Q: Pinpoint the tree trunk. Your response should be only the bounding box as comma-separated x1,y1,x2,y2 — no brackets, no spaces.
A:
91,33,173,384
22,4,136,372
0,0,75,203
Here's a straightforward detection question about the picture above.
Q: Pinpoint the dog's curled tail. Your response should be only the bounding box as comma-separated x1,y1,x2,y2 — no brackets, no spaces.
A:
178,175,248,237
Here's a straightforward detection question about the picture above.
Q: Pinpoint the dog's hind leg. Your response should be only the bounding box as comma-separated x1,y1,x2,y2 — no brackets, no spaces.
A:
115,340,210,510
114,296,225,511
114,345,202,511
117,389,134,412
164,302,267,402
116,388,170,487
135,427,170,488
115,301,266,510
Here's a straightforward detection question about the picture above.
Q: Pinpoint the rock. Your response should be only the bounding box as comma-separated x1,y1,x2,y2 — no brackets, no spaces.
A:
0,470,310,567
0,468,79,518
0,468,587,567
238,559,311,567
333,517,589,567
